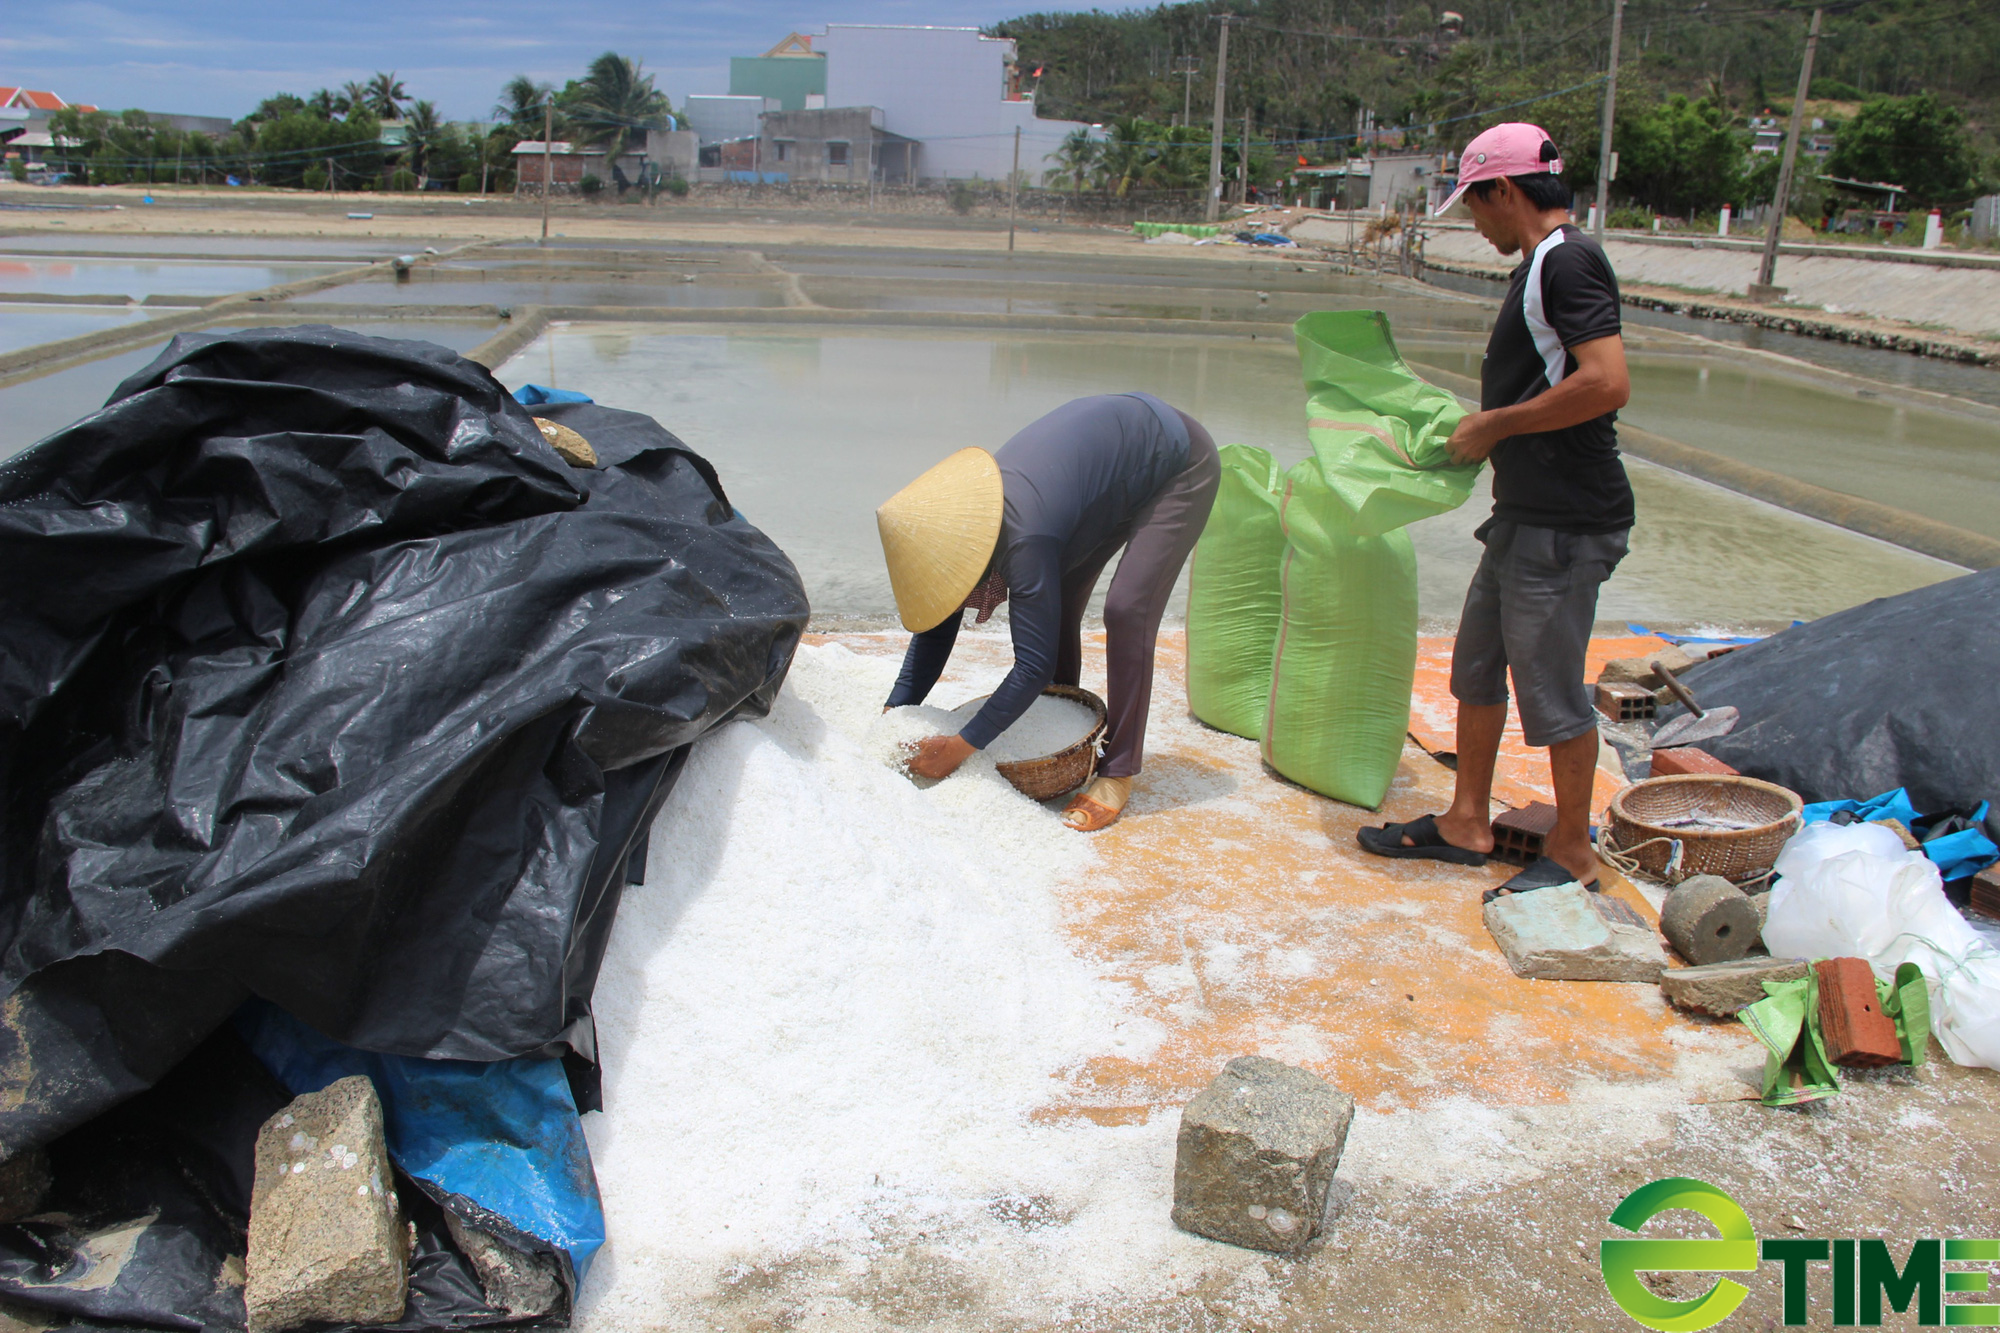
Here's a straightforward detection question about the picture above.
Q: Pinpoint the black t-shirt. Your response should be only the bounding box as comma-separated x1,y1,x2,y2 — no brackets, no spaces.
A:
1480,223,1634,534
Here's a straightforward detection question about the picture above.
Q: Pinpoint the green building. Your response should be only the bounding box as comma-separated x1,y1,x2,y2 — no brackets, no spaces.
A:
729,33,827,113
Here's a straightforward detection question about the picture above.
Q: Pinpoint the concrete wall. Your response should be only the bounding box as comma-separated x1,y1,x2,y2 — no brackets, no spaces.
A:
816,24,1094,183
647,129,699,179
684,95,772,146
1367,152,1436,211
730,56,827,112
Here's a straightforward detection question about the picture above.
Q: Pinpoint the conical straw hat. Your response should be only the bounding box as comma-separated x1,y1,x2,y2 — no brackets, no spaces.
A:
876,447,1004,632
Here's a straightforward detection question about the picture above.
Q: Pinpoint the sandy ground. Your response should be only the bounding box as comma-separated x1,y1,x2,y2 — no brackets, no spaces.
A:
577,627,2000,1332
1425,225,2000,343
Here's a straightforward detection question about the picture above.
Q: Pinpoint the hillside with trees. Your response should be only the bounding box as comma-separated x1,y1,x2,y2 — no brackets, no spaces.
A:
993,0,1998,214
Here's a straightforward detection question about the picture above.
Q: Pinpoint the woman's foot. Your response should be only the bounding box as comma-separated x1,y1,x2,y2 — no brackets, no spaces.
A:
1062,775,1132,832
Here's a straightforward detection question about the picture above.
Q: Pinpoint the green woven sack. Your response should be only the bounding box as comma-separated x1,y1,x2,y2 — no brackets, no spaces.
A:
1259,310,1483,808
1185,445,1285,740
1260,466,1420,808
1295,309,1480,536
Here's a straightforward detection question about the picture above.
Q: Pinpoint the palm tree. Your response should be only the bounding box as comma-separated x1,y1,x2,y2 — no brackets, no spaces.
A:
494,75,556,139
565,52,671,172
1050,126,1102,198
338,80,370,120
1100,116,1155,197
366,71,409,121
306,88,337,120
403,100,442,183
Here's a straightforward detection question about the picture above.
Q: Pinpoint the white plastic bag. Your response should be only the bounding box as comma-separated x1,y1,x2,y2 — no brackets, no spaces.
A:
1764,822,2000,1069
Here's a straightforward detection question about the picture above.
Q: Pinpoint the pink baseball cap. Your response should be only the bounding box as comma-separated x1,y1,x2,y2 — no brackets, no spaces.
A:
1431,122,1565,218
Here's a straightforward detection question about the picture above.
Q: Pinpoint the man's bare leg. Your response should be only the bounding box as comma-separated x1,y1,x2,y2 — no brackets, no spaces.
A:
1542,728,1602,886
1414,702,1503,855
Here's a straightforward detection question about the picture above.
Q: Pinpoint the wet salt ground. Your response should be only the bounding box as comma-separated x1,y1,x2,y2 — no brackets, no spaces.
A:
496,322,1963,631
0,256,345,299
0,303,154,355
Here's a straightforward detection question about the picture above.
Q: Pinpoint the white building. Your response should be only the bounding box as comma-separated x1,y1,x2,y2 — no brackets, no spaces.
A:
815,24,1095,182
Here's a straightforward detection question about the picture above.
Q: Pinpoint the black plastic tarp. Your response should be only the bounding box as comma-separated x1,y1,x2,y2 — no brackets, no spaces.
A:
0,327,808,1157
1674,566,1999,825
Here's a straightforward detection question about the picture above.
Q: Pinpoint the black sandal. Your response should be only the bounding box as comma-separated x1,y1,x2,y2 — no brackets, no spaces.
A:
1357,814,1489,866
1482,855,1599,904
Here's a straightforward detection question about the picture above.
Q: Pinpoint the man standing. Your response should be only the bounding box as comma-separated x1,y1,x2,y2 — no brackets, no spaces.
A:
876,393,1220,831
1358,122,1632,896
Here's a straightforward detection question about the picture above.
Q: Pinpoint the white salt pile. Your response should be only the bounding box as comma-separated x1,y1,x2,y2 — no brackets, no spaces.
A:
575,643,1253,1330
949,692,1099,762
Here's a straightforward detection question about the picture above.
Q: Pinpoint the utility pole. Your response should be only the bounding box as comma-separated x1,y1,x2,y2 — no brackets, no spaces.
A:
1008,124,1021,252
1754,7,1824,299
1238,110,1250,205
1592,0,1625,241
541,101,553,245
1205,16,1232,223
1175,55,1200,127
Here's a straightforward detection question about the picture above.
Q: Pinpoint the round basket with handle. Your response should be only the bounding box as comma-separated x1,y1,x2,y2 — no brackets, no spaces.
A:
950,685,1106,801
1605,774,1803,883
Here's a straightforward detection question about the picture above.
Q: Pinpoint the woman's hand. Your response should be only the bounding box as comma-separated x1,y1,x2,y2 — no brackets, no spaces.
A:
905,733,975,780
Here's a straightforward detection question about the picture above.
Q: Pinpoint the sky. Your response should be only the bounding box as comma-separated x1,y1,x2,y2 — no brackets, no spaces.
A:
3,1,1028,122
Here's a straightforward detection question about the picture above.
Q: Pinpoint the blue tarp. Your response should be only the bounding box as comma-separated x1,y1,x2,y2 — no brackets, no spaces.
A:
1800,787,2000,882
235,1002,606,1286
513,384,594,406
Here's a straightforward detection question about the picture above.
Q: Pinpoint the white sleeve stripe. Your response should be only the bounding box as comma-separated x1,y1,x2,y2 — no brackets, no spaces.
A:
1521,228,1569,389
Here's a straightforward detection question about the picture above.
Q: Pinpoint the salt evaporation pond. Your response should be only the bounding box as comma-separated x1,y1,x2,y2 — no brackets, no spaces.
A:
498,322,1965,631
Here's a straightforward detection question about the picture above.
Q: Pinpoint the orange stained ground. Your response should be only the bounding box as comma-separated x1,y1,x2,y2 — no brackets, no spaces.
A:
824,628,1755,1124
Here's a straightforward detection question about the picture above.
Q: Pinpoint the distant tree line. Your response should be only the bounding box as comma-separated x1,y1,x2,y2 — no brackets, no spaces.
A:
994,0,1996,213
37,53,674,196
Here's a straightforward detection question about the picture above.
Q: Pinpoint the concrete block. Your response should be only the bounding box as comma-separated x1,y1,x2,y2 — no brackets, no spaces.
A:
1661,956,1810,1017
1595,680,1656,722
1172,1056,1353,1253
1648,746,1737,778
443,1214,562,1320
1490,802,1558,867
246,1076,408,1333
1659,875,1759,964
1815,958,1902,1068
1484,883,1667,982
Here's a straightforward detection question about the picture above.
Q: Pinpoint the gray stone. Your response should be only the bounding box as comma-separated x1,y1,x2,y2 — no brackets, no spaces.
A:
1659,875,1760,965
1661,957,1811,1017
1484,884,1668,982
1171,1056,1353,1253
443,1213,562,1319
246,1076,408,1333
0,1151,50,1223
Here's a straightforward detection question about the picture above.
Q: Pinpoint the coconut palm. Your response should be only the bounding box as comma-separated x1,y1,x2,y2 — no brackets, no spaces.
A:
305,88,337,120
403,100,442,183
565,52,671,170
495,75,556,138
366,71,409,121
338,80,370,119
1050,126,1102,197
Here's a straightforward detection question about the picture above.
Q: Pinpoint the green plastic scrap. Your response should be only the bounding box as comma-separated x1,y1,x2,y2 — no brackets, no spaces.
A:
1738,961,1930,1107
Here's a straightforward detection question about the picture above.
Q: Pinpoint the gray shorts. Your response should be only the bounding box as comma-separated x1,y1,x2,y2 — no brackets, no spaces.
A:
1449,521,1629,747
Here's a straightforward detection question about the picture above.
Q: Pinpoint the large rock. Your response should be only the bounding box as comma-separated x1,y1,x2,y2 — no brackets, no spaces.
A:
1171,1056,1353,1253
1484,884,1667,982
1600,645,1696,689
444,1213,562,1319
1661,957,1811,1017
246,1076,408,1333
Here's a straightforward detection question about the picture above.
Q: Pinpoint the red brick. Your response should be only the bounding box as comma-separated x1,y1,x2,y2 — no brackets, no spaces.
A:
1490,802,1559,866
1595,681,1655,722
1648,746,1739,778
1815,958,1903,1068
1970,865,2000,921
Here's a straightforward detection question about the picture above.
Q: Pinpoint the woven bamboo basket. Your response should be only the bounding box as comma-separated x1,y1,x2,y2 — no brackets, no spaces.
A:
1606,774,1803,882
951,685,1106,801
